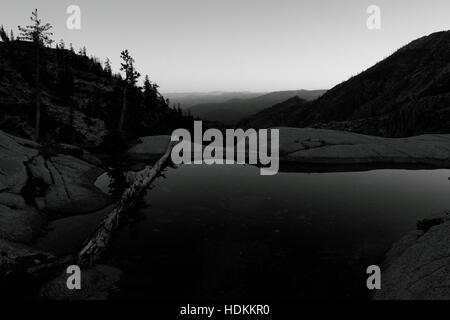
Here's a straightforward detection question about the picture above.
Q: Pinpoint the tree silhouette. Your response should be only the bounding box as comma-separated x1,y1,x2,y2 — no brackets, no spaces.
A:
143,74,159,110
18,9,53,141
0,25,8,42
143,75,151,92
118,49,140,131
104,58,112,75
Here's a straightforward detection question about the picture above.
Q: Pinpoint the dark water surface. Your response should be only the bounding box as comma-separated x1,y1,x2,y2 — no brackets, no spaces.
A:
97,164,450,299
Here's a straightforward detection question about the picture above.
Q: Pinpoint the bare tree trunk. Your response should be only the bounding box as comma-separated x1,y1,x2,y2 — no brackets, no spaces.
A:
34,44,41,141
1,141,176,280
77,140,175,267
118,86,127,131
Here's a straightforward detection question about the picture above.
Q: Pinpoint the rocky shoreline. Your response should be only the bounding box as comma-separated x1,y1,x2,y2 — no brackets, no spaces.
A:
127,127,450,168
0,129,119,299
0,130,112,244
2,127,450,299
373,213,450,300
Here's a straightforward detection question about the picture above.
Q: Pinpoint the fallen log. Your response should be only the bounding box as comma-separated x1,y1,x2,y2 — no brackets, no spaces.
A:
0,139,175,295
77,140,175,267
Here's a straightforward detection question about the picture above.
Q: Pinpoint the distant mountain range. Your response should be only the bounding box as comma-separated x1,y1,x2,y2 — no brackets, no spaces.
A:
243,31,450,137
163,91,264,110
170,90,326,125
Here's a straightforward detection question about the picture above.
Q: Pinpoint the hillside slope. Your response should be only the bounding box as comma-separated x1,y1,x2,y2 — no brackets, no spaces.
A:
189,89,326,125
0,41,189,148
244,31,450,137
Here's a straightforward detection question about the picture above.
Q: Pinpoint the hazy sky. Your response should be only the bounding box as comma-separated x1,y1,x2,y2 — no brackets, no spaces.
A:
2,0,449,92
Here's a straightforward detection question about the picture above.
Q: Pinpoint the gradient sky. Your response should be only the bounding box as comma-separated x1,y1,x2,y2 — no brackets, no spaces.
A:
2,0,449,92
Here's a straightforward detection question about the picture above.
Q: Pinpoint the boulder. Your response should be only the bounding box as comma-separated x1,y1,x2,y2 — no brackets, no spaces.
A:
0,129,110,243
29,155,111,218
0,131,44,244
0,203,44,243
0,131,38,193
374,214,450,300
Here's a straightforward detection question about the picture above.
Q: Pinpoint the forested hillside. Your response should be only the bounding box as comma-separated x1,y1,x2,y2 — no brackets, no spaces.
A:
0,23,193,150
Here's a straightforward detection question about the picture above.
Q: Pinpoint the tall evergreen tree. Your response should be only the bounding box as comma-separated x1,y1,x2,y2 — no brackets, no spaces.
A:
18,9,53,141
143,75,151,92
104,58,112,75
0,25,9,42
118,49,140,131
143,75,156,109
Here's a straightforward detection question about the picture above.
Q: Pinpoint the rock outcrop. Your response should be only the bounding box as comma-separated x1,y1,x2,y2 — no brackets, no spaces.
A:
0,130,111,244
127,128,450,169
374,213,450,300
276,127,450,167
0,129,114,297
29,154,110,218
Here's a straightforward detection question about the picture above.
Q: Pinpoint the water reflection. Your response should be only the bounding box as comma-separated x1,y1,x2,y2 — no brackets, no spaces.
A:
104,164,450,299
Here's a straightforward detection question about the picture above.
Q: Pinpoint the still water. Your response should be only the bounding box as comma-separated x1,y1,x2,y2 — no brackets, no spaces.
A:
96,164,450,299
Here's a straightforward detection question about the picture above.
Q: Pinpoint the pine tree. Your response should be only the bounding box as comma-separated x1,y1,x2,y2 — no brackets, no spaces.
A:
104,58,112,75
0,25,9,42
10,29,14,41
118,49,140,131
18,9,53,141
143,75,162,111
143,75,151,92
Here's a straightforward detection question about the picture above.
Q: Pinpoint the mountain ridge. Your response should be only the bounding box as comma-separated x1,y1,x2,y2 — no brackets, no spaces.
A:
188,89,326,125
243,31,450,137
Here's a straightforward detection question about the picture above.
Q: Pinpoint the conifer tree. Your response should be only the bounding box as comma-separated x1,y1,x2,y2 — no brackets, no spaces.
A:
118,49,140,131
18,9,53,141
104,58,112,75
143,75,155,109
143,75,151,92
0,25,9,42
